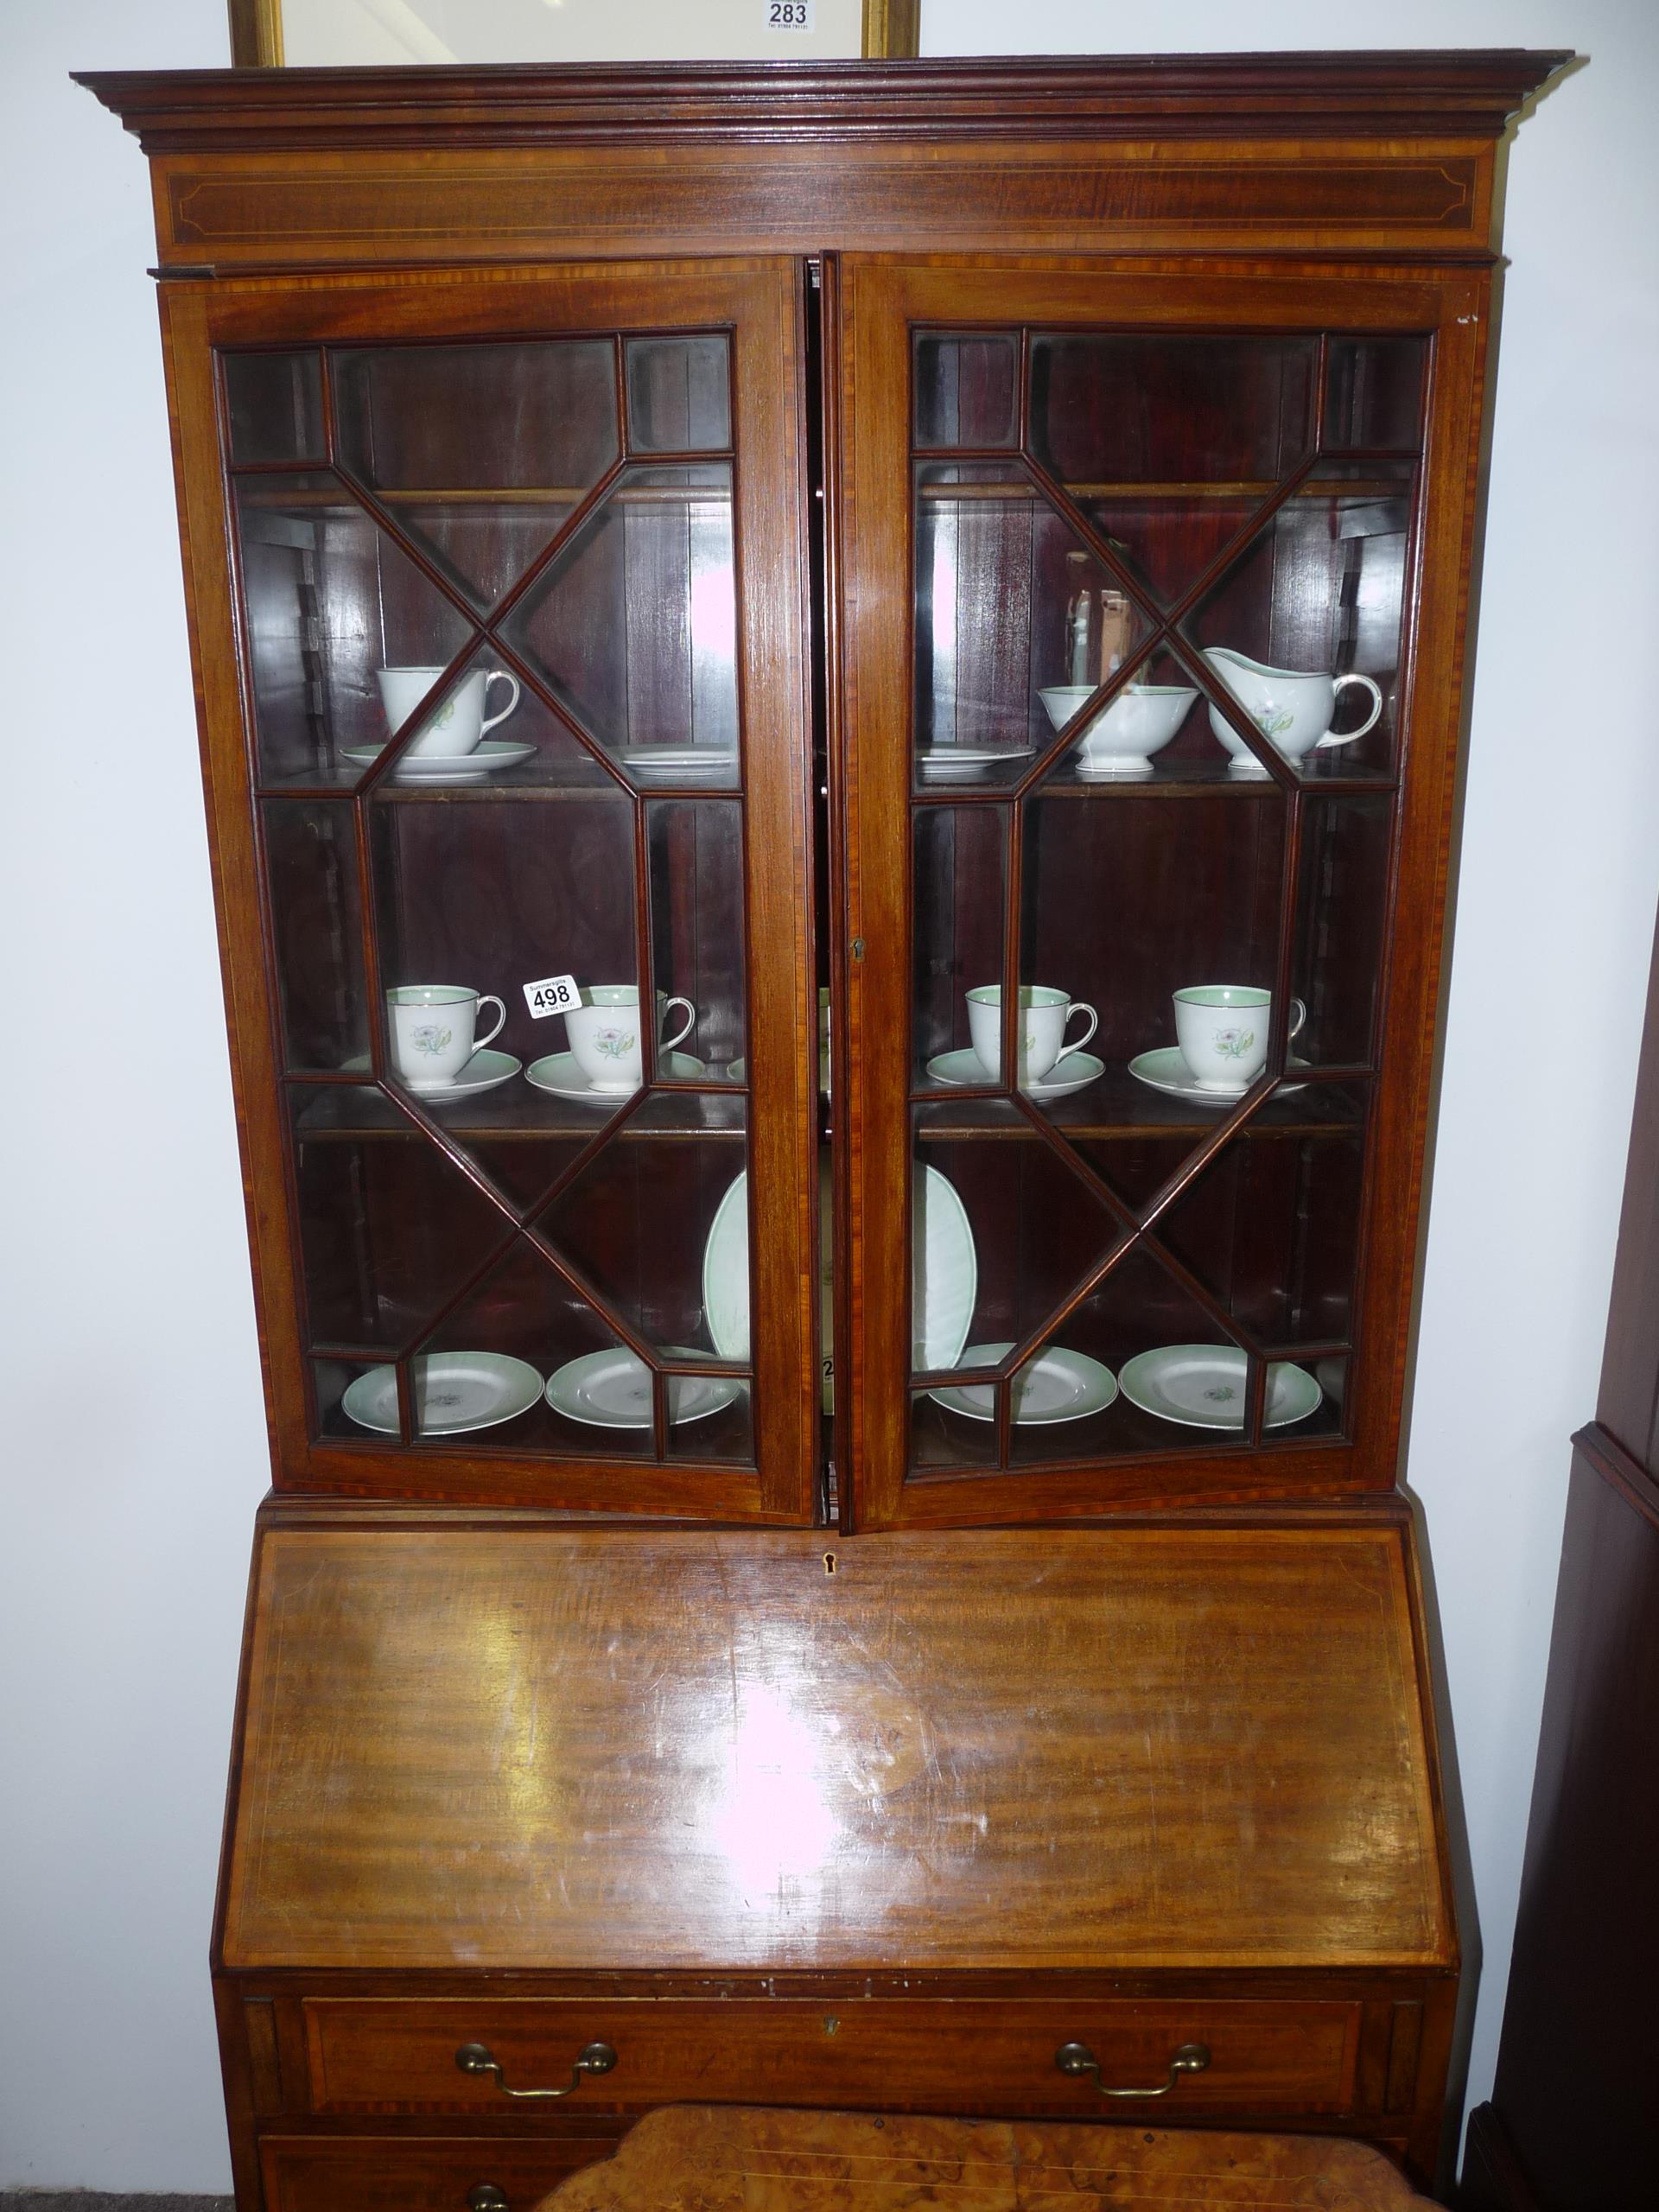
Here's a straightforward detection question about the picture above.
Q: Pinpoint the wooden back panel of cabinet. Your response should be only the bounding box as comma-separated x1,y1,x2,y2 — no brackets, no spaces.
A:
218,1510,1453,1974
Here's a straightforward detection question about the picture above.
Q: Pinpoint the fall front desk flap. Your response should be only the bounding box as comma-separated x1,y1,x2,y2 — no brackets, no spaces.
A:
221,1522,1451,1973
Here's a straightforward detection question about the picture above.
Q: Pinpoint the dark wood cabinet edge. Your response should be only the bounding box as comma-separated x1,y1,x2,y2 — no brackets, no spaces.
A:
75,51,1573,155
1570,1417,1659,1533
1459,2102,1548,2212
215,1964,1460,1997
246,1485,1421,1534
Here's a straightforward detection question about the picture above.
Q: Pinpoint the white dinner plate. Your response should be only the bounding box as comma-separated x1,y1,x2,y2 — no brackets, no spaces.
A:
924,1046,1105,1102
1127,1045,1309,1102
524,1048,707,1103
929,1341,1118,1424
703,1163,976,1411
341,741,537,784
618,747,738,784
544,1345,741,1429
1116,1344,1322,1431
340,1351,544,1437
918,745,1033,784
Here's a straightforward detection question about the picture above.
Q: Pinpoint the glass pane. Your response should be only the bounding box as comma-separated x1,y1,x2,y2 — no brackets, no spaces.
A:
502,464,739,784
313,1356,380,1442
369,776,638,1103
1323,338,1427,453
1157,1111,1370,1349
425,1242,645,1459
1028,333,1317,488
648,798,746,1075
225,349,324,467
667,1363,753,1465
913,804,1007,1090
287,1089,513,1352
535,1113,750,1359
913,332,1019,449
262,799,369,1071
913,1104,1122,1388
1022,782,1290,1095
1183,463,1414,780
913,461,1150,791
1291,795,1394,1069
332,339,620,612
354,637,614,793
235,472,475,790
1014,1242,1255,1466
626,335,732,453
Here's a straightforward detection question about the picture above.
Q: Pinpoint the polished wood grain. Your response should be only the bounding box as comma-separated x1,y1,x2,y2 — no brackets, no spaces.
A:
219,1519,1450,1974
76,55,1567,274
538,2106,1434,2212
303,1993,1359,2118
79,54,1567,153
261,2132,622,2212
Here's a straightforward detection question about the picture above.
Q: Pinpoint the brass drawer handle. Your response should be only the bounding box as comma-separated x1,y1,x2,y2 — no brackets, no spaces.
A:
1055,2039,1211,2100
454,2040,617,2100
467,2190,509,2212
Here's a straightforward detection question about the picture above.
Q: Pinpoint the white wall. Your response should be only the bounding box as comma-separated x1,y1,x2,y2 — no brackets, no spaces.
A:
0,0,257,2191
1,0,1654,2190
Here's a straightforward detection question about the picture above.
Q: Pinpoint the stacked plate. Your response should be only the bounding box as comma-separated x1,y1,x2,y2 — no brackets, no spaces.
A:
619,746,738,785
703,1163,976,1414
340,741,537,785
917,745,1033,785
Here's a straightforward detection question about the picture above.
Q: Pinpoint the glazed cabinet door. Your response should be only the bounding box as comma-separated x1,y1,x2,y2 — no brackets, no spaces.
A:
165,262,817,1517
833,257,1486,1525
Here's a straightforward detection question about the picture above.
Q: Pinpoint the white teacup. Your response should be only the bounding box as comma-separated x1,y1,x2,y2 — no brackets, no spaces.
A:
1039,683,1197,777
967,984,1098,1085
386,984,506,1090
566,984,696,1093
1202,648,1382,774
1173,984,1306,1092
376,665,522,760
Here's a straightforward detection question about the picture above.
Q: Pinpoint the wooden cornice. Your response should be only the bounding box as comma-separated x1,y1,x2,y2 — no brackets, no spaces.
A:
76,50,1570,156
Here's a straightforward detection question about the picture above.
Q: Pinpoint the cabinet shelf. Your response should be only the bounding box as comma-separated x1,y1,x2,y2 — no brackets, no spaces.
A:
912,1070,1364,1141
293,1083,747,1141
236,483,731,508
915,477,1413,503
915,760,1399,800
257,776,728,802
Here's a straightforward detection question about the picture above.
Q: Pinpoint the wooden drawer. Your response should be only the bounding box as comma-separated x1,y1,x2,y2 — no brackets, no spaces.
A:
260,2133,620,2212
302,1997,1361,2119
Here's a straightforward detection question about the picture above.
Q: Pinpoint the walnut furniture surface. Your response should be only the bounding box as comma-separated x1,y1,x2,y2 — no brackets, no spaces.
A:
79,49,1566,2212
537,2107,1435,2212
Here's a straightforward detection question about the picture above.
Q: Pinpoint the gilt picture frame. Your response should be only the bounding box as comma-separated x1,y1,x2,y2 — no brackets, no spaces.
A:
226,0,919,66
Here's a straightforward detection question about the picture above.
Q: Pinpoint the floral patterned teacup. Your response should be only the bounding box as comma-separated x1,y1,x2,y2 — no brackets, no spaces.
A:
1173,984,1305,1093
966,983,1098,1086
386,984,507,1090
1201,648,1382,774
566,984,696,1094
376,665,522,759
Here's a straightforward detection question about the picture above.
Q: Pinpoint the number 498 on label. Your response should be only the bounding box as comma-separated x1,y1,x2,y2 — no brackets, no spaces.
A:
523,972,580,1020
766,2,813,27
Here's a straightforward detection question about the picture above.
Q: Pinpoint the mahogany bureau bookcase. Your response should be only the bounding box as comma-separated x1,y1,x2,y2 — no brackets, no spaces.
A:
81,50,1565,2212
